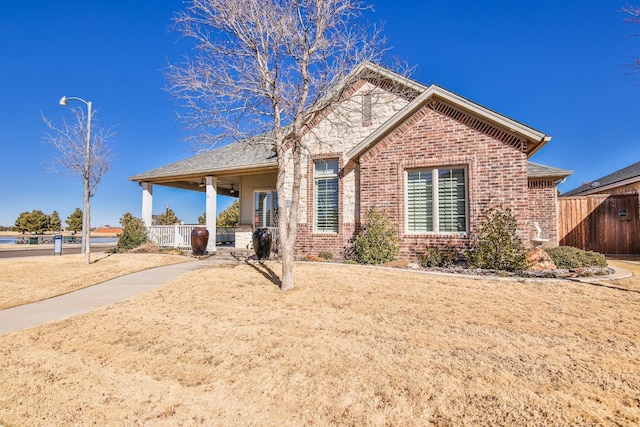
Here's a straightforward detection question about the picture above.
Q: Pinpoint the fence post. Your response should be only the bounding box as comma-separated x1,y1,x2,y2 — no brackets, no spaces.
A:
174,224,180,249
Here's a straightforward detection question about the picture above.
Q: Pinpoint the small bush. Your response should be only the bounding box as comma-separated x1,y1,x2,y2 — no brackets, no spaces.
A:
318,251,333,260
354,207,399,265
466,207,527,272
419,244,458,268
545,246,607,269
117,216,148,251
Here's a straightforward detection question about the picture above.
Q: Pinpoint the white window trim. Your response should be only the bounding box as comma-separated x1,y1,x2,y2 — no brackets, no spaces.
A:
253,189,277,228
405,166,469,235
313,159,339,234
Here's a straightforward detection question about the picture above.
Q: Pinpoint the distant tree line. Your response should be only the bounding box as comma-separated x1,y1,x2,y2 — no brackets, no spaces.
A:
13,208,83,234
8,201,241,236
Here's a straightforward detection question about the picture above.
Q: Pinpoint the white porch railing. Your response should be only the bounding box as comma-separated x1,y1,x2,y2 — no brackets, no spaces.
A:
147,225,238,249
147,224,276,251
147,225,196,249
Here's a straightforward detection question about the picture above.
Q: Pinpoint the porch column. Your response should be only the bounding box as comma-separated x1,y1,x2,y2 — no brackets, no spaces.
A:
205,176,217,253
141,182,153,227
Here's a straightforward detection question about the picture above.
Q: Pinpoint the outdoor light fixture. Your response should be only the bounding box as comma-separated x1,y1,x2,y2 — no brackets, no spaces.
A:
230,184,235,194
59,95,92,265
199,178,206,188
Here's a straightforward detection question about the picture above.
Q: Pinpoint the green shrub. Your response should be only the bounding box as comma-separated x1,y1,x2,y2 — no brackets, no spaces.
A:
466,207,527,272
318,251,333,260
117,215,148,251
545,246,607,269
419,244,458,268
354,207,399,265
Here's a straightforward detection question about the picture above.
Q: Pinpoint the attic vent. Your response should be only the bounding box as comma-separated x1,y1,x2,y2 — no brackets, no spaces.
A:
590,181,601,188
428,100,526,152
362,93,372,125
528,180,555,189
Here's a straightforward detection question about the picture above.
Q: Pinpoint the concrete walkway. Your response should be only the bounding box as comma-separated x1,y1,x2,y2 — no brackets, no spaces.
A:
0,250,633,336
0,249,249,335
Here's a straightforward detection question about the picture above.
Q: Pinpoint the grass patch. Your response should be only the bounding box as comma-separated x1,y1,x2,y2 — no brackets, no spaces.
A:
1,261,639,425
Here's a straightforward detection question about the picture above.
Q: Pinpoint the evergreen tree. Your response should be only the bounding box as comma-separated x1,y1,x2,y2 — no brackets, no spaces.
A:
66,208,84,232
49,211,62,231
198,212,206,225
155,207,181,225
117,215,148,250
119,212,135,228
14,212,30,234
14,210,49,234
216,200,239,227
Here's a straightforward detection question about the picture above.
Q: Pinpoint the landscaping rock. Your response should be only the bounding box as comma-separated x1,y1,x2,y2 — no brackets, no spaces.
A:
526,248,557,271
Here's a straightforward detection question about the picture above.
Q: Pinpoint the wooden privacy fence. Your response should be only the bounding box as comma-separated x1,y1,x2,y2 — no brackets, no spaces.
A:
558,194,640,255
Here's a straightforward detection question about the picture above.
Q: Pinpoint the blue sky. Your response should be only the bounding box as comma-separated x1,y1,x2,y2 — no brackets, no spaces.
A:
1,0,639,227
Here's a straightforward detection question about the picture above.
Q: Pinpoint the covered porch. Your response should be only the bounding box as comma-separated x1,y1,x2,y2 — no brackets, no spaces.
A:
128,141,280,253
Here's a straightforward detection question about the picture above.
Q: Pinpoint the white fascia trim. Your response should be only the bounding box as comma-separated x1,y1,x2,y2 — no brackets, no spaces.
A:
128,162,277,182
347,85,550,161
429,87,548,143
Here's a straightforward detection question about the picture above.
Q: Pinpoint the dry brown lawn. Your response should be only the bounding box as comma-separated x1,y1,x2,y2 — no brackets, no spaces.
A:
0,253,188,309
1,259,639,426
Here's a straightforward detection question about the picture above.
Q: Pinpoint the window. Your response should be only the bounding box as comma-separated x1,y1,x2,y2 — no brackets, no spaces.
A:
407,167,466,233
314,159,339,232
254,190,278,227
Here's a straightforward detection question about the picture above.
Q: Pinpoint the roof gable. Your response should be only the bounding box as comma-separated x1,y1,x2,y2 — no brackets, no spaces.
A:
347,85,551,161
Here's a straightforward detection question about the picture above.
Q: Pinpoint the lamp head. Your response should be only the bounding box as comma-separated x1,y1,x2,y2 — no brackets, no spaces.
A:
59,96,68,106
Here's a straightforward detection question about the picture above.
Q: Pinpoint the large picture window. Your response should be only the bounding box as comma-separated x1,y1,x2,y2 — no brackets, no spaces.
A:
314,159,339,232
407,167,467,233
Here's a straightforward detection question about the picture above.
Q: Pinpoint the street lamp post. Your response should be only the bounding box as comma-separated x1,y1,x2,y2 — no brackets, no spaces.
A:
59,96,92,265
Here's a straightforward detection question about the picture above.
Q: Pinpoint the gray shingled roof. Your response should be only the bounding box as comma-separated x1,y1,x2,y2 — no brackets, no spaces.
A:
129,136,570,183
527,162,573,180
562,160,640,196
128,139,277,181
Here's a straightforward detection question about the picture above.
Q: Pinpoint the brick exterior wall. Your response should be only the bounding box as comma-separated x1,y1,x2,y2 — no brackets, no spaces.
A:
290,85,560,260
357,100,531,259
527,180,560,245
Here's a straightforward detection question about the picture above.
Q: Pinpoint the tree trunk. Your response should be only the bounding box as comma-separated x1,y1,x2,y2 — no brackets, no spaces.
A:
279,231,296,292
276,139,302,292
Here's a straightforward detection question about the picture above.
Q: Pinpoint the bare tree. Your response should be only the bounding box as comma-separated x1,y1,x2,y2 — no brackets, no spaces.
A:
168,0,391,291
42,105,114,264
624,4,640,75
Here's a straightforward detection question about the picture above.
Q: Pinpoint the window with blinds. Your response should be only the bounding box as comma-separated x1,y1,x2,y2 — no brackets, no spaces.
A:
406,167,467,233
407,170,433,232
438,169,466,232
314,159,339,232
